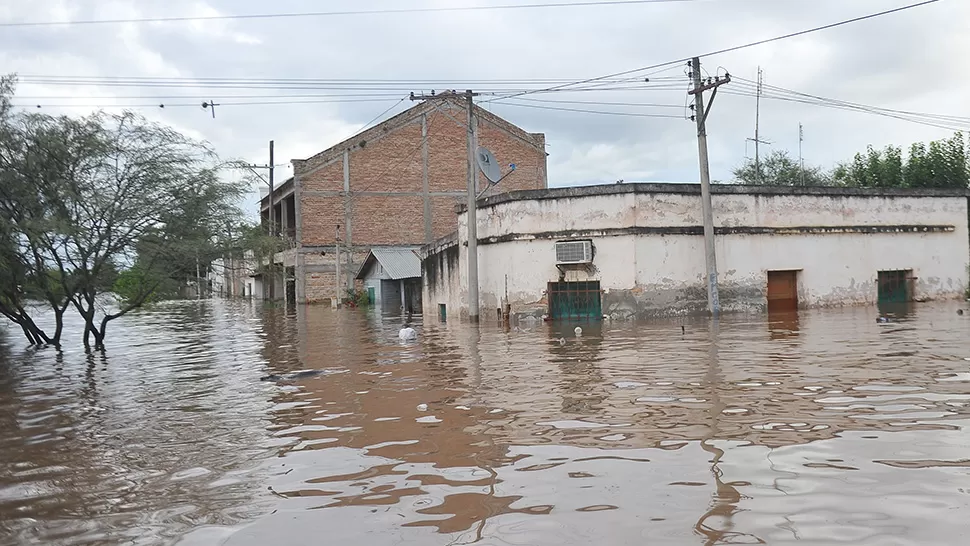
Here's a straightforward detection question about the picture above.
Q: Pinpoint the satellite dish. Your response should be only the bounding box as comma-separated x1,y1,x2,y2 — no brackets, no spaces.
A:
477,147,502,183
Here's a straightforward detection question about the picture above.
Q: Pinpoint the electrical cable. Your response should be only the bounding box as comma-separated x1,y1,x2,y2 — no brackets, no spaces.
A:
491,101,684,118
487,0,941,103
0,0,752,28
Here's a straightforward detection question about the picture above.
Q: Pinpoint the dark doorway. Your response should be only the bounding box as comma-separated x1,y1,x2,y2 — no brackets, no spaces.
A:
767,270,798,312
403,279,422,314
548,281,602,320
285,267,296,305
380,280,402,312
878,270,912,304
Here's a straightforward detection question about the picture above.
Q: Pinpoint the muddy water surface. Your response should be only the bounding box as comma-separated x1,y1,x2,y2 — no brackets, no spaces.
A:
2,301,970,545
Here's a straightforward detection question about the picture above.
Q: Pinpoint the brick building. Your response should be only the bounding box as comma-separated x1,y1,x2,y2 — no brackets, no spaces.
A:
260,97,547,304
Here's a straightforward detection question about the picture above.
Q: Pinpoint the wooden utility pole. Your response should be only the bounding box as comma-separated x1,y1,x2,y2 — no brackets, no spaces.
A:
409,90,480,321
689,58,730,317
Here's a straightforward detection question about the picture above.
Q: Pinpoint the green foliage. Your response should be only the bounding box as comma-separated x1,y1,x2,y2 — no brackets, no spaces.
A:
343,288,369,308
732,150,833,186
739,133,970,190
833,133,969,189
0,74,249,348
112,264,186,306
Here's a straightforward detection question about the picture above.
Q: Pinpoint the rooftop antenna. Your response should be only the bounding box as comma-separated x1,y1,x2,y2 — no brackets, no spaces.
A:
201,100,219,118
476,146,516,198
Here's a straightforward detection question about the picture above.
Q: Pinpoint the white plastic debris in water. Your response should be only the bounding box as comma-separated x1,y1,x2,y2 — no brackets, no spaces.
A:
399,326,418,341
415,415,442,424
455,405,471,410
416,403,428,412
574,326,583,337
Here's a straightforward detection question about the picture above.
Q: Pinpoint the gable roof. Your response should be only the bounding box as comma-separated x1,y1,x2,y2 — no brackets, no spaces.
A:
356,247,422,280
294,96,545,176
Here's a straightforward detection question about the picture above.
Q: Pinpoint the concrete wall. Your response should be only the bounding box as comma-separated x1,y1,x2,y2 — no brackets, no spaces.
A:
244,278,263,300
359,260,390,307
421,184,970,320
420,232,462,320
288,99,546,304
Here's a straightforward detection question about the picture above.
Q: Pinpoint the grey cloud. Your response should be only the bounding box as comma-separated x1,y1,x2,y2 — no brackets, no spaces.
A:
1,0,967,199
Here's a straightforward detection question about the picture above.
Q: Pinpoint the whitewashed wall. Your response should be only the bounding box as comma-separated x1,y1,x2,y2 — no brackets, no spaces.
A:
421,185,969,320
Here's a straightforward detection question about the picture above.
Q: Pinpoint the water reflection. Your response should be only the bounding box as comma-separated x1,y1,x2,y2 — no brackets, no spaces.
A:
767,309,800,340
2,301,970,545
878,301,916,321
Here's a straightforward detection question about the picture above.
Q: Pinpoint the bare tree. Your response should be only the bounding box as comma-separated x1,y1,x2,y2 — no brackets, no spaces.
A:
1,78,246,349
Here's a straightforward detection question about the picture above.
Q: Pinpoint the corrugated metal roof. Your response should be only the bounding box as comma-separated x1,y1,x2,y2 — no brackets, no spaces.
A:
365,248,421,280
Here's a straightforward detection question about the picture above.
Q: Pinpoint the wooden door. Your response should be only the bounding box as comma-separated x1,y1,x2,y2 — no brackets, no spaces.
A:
767,271,798,311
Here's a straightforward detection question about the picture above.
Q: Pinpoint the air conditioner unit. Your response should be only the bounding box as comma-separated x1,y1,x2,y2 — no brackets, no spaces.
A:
555,240,593,265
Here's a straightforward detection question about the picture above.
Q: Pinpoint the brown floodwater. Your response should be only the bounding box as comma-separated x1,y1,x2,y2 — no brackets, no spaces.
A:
2,300,970,545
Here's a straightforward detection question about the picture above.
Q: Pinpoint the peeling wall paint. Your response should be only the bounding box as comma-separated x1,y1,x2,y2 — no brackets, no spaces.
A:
421,185,970,320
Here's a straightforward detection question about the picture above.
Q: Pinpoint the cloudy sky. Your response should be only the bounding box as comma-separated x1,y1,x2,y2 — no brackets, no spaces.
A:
2,0,967,210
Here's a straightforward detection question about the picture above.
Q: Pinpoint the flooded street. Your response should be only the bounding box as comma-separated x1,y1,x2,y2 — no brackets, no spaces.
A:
2,302,970,545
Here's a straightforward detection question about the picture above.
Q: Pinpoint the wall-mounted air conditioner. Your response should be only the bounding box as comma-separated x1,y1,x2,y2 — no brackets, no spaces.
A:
555,240,593,265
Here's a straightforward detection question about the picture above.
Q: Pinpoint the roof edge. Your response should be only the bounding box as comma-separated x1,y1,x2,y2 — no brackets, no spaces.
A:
462,183,970,212
295,98,544,176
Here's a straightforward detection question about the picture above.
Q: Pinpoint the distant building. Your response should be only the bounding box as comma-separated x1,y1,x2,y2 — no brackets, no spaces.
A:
210,251,261,299
420,183,970,320
356,248,422,313
260,97,547,305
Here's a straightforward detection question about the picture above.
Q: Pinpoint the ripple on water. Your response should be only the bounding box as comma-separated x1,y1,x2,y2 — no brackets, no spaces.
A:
2,301,970,545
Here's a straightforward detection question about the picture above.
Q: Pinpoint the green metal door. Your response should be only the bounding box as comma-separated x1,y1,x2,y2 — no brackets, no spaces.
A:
367,287,376,305
878,270,910,303
548,281,602,320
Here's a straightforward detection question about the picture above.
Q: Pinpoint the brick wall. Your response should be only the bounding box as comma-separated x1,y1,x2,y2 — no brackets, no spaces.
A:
351,195,425,245
294,100,546,303
305,271,337,303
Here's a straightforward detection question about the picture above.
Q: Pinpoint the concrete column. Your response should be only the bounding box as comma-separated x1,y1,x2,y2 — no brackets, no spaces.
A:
343,151,354,291
293,165,305,304
422,114,433,243
295,252,306,304
280,197,290,238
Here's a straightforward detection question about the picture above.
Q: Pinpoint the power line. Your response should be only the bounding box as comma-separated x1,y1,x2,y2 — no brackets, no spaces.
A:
506,97,685,108
7,84,690,110
9,97,404,109
353,97,408,133
488,0,941,103
12,76,678,94
729,78,970,124
10,92,410,100
722,83,970,132
14,75,675,85
12,81,665,94
732,77,970,123
492,101,684,118
0,0,740,28
345,107,444,203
